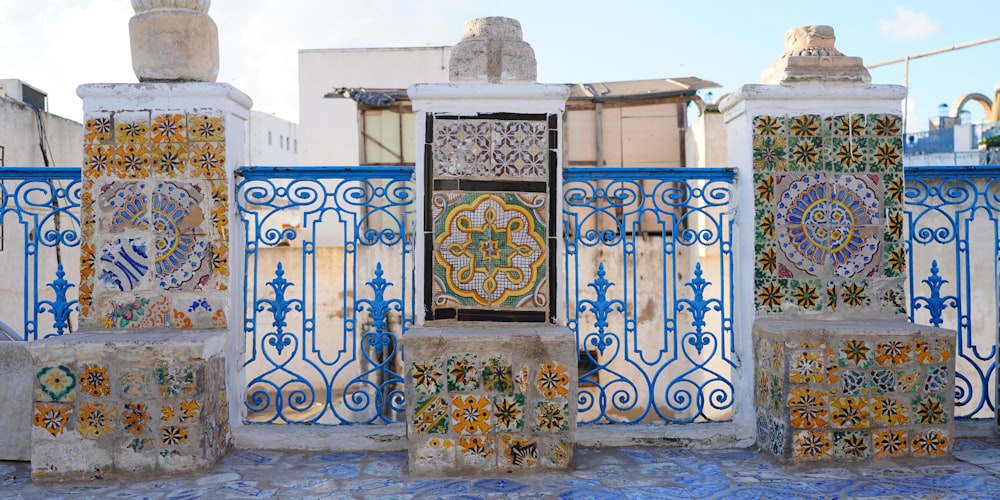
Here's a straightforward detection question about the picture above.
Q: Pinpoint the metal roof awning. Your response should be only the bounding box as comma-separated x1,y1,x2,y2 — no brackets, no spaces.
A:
325,77,720,108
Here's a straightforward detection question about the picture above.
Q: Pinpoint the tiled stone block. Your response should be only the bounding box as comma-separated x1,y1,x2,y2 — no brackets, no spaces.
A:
754,318,955,463
405,325,576,475
27,330,229,481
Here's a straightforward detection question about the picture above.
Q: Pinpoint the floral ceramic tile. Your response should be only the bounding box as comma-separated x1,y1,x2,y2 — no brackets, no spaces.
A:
868,114,902,137
869,369,895,395
873,429,908,459
77,401,113,438
85,114,113,144
152,113,186,143
121,402,149,435
414,437,455,468
412,359,444,395
447,354,480,392
792,430,832,460
151,143,188,177
915,339,951,364
458,436,494,465
788,115,823,138
187,114,225,142
114,112,150,145
870,396,907,426
752,135,788,172
875,340,912,366
78,364,110,397
161,425,189,445
912,394,947,424
413,396,448,435
536,361,569,399
788,350,824,384
189,142,226,178
97,238,150,291
85,144,115,178
499,435,538,468
493,393,525,432
33,402,72,437
541,438,570,467
753,115,785,137
155,364,197,396
450,395,492,435
834,430,871,459
911,429,948,456
830,397,869,428
534,401,569,432
482,355,513,392
36,365,76,402
115,143,152,179
790,406,828,429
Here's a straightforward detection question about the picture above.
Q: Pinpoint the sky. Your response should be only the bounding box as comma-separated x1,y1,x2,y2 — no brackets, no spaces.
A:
1,0,998,134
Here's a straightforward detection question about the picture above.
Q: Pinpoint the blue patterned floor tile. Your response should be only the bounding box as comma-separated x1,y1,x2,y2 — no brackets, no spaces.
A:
714,484,820,500
317,463,361,479
556,486,626,500
164,488,213,500
311,452,366,462
471,479,530,494
620,486,693,499
621,449,660,464
955,447,1000,465
406,479,471,496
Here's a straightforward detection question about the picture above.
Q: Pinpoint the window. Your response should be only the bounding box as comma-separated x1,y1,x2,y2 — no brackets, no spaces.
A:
359,102,416,165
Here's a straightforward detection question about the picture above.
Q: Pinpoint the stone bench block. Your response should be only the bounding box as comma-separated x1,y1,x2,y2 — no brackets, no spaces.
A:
405,324,576,474
754,319,955,462
0,339,32,461
27,329,229,481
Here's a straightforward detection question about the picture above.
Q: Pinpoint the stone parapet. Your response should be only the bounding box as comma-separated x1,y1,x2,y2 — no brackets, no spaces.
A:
405,324,577,474
754,319,955,462
26,329,229,481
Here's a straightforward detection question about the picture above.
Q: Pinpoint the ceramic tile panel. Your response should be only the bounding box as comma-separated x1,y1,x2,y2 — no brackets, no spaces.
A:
433,118,548,179
432,192,548,312
80,107,231,330
754,324,955,463
753,113,903,316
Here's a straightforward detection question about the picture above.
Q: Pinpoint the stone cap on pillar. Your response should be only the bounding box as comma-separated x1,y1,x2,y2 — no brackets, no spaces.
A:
129,0,220,82
449,16,537,84
759,25,871,85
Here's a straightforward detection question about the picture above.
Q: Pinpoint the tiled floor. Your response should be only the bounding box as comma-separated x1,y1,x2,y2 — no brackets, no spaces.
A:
4,437,1000,499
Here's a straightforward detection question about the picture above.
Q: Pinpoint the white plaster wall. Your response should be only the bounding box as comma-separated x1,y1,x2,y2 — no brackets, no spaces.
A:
298,47,452,166
0,97,84,338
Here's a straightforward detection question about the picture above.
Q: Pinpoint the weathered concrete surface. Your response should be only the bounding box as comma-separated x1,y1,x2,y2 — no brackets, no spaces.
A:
0,339,32,461
405,324,576,475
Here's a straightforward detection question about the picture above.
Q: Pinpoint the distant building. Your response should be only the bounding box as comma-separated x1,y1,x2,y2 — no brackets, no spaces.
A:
248,110,298,166
903,84,1000,166
0,79,82,167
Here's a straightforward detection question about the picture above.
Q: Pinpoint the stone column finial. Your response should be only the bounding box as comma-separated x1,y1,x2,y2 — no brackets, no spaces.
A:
759,25,871,85
129,0,219,82
449,16,537,83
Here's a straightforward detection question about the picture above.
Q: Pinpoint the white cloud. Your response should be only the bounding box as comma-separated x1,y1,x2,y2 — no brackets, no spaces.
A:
879,7,941,40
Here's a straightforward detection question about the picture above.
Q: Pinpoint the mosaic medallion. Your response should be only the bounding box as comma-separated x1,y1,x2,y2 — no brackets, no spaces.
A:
775,173,880,278
433,192,547,309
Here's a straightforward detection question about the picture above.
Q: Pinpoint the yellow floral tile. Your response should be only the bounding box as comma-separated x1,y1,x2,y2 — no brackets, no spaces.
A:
537,361,569,399
161,405,176,421
830,397,869,428
458,436,494,465
152,113,186,143
115,114,150,145
534,401,569,432
870,396,907,426
873,429,908,459
78,364,110,397
180,399,201,423
792,430,832,460
114,143,151,179
788,350,824,384
161,425,188,445
77,401,113,438
915,339,951,364
912,394,947,425
212,242,229,282
500,435,538,468
188,114,225,141
911,429,948,456
787,386,828,407
790,406,828,429
33,402,72,437
450,395,491,435
211,202,229,240
84,144,116,178
85,114,113,144
875,340,912,366
189,142,226,178
151,143,188,177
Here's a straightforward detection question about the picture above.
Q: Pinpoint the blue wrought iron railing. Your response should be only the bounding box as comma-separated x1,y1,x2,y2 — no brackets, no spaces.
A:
563,167,738,424
6,164,998,424
0,167,81,340
236,166,415,425
905,165,1000,419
